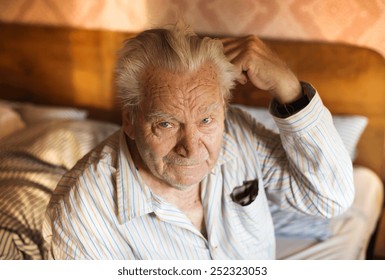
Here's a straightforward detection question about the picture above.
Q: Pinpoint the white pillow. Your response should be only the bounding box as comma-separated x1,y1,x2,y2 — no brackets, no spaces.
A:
233,104,368,160
332,116,368,160
0,105,26,140
0,99,20,109
0,119,119,170
18,104,88,125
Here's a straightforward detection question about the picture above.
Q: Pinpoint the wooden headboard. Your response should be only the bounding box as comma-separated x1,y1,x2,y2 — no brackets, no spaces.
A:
1,23,385,179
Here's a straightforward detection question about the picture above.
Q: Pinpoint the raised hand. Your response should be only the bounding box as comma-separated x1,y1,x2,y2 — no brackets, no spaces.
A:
220,36,302,104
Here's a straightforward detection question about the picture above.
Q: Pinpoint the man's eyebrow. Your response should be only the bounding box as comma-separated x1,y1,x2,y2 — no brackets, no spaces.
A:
146,102,222,121
146,111,178,121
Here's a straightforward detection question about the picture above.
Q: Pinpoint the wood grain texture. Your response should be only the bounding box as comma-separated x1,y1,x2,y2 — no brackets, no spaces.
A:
0,23,136,122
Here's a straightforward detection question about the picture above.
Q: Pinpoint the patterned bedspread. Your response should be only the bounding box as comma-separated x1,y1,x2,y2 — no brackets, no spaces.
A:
0,120,119,259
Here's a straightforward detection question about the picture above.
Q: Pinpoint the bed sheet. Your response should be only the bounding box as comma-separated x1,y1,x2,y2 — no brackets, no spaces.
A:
276,166,384,260
0,119,119,259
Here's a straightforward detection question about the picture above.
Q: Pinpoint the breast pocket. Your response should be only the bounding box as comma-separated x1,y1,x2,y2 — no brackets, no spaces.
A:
230,179,259,206
228,180,274,258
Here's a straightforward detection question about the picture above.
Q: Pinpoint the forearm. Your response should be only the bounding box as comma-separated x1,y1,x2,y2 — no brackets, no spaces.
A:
263,93,354,218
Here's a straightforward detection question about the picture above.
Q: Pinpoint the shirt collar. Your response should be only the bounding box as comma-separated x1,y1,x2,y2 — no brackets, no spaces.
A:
116,130,154,224
115,124,238,224
215,123,238,167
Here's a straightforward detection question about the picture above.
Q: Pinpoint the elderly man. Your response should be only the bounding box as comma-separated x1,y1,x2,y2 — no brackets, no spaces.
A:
44,22,354,259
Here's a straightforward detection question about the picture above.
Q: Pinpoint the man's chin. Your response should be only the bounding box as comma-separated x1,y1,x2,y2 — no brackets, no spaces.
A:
160,165,210,189
163,173,207,191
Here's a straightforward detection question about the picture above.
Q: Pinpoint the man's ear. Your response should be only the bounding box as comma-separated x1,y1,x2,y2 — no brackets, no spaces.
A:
122,108,135,140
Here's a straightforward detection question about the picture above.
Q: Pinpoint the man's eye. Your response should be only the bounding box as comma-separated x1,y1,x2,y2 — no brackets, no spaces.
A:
158,122,172,128
202,117,212,124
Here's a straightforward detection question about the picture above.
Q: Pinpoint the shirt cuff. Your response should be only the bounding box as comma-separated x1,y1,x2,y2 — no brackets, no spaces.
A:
270,81,316,118
271,89,325,134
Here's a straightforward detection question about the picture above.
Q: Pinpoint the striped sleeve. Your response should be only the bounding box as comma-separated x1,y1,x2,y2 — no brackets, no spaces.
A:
258,93,354,218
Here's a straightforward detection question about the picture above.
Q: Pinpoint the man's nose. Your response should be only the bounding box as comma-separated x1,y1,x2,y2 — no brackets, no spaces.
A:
175,125,201,158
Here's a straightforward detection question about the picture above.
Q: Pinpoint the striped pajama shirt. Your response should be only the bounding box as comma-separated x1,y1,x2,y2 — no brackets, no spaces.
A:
43,92,354,259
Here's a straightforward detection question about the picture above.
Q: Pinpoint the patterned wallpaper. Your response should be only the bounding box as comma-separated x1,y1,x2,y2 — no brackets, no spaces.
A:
0,0,385,58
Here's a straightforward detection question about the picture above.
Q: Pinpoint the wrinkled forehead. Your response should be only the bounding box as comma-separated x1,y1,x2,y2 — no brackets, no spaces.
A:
139,64,224,112
142,63,220,92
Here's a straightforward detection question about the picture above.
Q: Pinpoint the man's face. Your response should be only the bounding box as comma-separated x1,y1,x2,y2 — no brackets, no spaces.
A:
124,64,225,189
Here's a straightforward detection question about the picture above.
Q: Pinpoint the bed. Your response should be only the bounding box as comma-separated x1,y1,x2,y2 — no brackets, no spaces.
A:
0,23,384,260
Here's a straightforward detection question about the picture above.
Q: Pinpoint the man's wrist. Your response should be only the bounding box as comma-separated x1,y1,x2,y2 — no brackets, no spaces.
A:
272,79,302,104
270,81,316,118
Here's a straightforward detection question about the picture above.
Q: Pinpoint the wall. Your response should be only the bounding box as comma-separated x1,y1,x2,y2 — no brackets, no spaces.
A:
0,0,384,57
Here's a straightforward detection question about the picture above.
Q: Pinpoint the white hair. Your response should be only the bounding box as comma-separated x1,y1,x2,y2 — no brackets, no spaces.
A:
115,22,236,115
